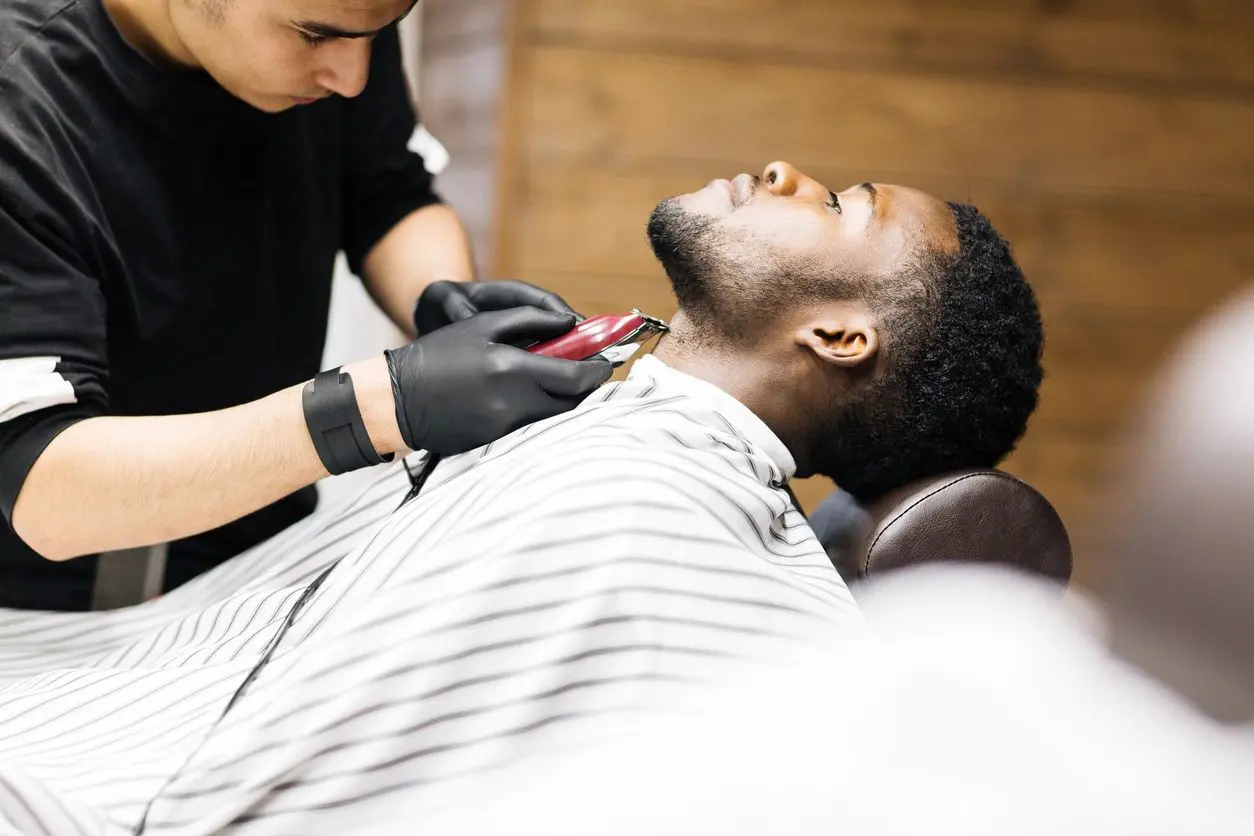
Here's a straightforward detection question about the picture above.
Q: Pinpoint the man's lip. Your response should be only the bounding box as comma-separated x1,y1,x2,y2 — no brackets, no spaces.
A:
292,96,321,105
730,173,756,207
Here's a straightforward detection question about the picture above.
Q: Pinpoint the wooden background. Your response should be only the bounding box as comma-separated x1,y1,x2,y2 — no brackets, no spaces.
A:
421,0,1254,589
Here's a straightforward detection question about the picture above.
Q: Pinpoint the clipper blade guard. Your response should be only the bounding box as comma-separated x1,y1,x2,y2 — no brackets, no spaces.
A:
527,310,669,365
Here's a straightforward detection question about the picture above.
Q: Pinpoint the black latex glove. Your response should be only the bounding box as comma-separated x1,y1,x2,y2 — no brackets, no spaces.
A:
385,307,613,456
414,279,579,336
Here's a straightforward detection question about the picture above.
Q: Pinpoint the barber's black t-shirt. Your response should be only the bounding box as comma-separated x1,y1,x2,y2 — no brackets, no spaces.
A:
0,0,441,610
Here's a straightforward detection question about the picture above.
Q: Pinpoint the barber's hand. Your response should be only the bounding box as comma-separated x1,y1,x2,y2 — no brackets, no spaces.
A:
385,307,613,456
414,279,578,336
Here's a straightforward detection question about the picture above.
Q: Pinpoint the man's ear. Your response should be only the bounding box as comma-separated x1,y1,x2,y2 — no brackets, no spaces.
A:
794,313,879,368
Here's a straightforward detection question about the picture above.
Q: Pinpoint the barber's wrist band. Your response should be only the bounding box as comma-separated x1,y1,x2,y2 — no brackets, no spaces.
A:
302,369,394,475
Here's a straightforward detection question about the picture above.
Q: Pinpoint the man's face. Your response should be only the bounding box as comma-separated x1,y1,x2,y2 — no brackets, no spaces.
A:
647,162,958,336
169,0,416,113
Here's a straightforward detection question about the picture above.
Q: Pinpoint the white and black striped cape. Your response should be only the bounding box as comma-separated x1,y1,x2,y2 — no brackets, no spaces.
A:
0,356,862,835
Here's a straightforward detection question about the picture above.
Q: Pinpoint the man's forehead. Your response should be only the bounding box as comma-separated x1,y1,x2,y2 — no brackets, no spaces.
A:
872,183,959,255
280,0,415,26
287,0,408,10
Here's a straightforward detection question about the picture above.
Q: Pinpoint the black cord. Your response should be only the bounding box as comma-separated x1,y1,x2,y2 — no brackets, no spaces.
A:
136,455,441,832
133,562,336,833
398,452,442,510
784,484,808,521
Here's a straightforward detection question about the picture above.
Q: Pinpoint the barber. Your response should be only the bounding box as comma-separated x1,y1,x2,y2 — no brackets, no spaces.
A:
0,0,610,611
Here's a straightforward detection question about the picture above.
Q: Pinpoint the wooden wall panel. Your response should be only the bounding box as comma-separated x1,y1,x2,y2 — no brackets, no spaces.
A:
531,0,1254,92
522,47,1254,199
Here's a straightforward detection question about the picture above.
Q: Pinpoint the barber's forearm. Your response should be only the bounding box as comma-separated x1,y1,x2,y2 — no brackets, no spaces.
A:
11,356,403,562
361,203,478,338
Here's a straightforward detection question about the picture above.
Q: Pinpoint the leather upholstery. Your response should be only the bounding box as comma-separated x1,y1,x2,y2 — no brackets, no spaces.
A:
814,469,1072,584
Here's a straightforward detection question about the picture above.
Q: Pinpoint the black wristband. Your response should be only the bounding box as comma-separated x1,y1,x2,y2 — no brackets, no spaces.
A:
302,369,394,475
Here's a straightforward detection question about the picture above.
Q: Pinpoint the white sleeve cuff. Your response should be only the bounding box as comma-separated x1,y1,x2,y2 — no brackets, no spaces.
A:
0,357,78,424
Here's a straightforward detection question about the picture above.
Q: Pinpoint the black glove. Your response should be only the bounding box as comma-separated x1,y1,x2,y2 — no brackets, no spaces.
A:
386,307,613,456
414,279,579,336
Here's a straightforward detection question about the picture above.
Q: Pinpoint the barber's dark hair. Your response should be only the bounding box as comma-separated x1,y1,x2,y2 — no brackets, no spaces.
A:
816,203,1043,501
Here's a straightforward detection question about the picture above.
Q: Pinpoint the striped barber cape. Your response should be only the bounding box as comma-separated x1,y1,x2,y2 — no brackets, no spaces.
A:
0,355,862,835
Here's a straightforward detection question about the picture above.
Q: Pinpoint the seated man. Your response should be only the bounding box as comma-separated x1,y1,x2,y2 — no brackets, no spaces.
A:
0,162,1043,834
424,289,1254,836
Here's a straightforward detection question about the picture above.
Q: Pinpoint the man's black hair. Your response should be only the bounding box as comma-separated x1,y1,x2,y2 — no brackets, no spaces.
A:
815,203,1044,501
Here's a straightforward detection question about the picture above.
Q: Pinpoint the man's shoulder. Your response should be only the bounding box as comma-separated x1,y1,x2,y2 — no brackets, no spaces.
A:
0,1,122,227
0,0,81,77
0,0,96,153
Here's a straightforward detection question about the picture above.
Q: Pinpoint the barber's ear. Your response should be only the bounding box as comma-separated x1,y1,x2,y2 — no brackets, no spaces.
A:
795,316,879,368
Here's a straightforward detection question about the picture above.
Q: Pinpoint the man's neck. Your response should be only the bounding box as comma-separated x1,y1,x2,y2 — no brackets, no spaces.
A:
651,320,806,457
104,0,201,69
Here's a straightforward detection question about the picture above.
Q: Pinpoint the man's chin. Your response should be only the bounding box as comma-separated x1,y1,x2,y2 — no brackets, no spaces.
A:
646,198,688,262
219,85,307,114
255,95,307,114
647,199,720,313
647,197,719,251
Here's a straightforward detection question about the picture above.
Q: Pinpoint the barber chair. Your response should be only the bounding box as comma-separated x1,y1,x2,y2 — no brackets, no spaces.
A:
810,469,1072,586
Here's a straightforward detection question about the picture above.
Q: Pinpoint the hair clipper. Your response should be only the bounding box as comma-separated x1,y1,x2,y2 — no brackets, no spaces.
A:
526,310,669,364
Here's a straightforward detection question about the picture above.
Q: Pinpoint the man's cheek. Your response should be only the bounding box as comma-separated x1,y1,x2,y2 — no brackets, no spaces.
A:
729,213,824,259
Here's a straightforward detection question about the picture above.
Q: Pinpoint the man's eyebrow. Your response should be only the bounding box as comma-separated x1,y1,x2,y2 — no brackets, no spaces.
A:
295,20,377,39
295,0,419,40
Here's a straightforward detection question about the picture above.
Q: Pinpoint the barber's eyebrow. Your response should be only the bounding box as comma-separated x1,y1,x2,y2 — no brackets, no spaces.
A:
295,21,377,39
295,0,419,40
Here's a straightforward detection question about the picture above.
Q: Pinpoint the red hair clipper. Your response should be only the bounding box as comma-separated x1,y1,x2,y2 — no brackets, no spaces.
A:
527,310,669,365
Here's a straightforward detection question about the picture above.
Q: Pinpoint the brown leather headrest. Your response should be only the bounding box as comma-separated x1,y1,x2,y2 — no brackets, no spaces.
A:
821,469,1072,584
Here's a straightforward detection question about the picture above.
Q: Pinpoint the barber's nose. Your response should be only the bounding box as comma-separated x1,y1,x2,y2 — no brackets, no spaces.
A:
316,39,372,99
763,161,828,202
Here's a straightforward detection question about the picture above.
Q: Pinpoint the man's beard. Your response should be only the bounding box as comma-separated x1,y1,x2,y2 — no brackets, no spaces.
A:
646,198,796,344
646,198,721,317
647,198,765,343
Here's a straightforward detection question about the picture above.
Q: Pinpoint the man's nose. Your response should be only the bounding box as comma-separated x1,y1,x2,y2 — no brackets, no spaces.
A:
762,161,828,202
315,39,372,99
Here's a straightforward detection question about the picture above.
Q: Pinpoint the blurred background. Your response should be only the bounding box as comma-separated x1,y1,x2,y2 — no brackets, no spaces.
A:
334,0,1254,591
